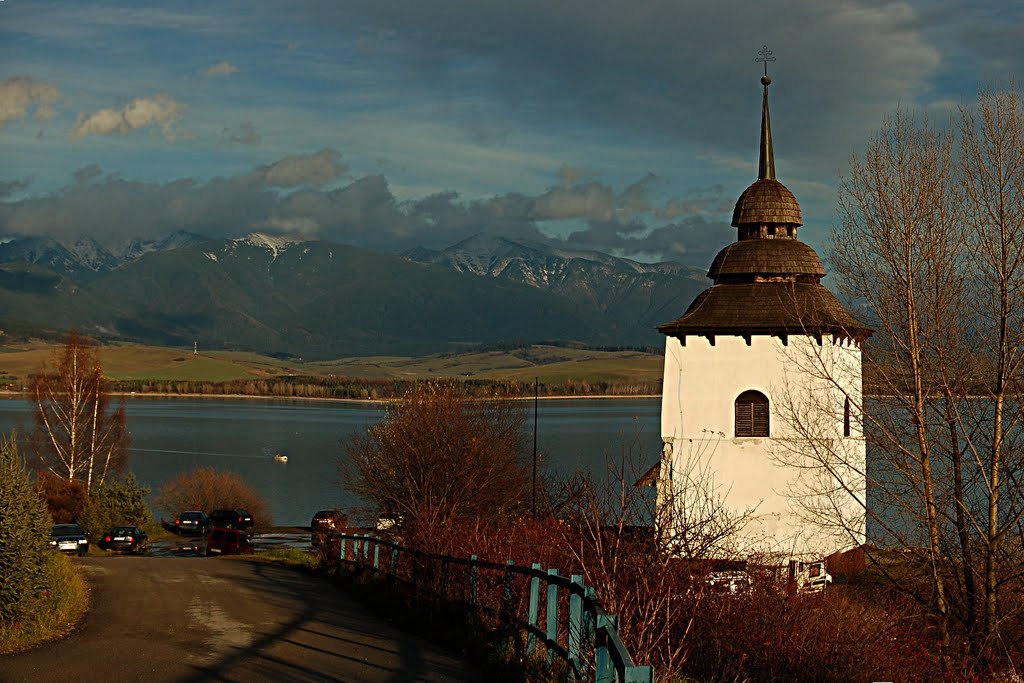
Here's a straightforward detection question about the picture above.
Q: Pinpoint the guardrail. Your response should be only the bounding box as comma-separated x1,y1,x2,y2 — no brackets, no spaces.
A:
330,532,653,683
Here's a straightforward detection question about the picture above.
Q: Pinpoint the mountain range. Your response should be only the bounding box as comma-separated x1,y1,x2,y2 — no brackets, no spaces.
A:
0,232,707,358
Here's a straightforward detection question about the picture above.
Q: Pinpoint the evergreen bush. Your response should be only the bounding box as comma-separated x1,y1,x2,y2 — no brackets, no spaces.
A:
78,473,152,541
0,435,55,623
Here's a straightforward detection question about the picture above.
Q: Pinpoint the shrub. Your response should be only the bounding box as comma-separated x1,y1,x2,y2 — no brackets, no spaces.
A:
34,471,88,523
151,466,272,526
77,473,152,541
340,381,530,547
0,435,55,624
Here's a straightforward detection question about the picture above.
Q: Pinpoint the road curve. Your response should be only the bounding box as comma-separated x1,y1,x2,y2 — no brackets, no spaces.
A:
2,556,482,683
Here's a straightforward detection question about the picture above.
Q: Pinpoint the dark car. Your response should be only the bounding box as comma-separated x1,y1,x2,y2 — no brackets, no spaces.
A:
207,508,254,529
310,509,347,544
98,525,148,554
206,527,255,556
173,511,209,536
49,524,89,556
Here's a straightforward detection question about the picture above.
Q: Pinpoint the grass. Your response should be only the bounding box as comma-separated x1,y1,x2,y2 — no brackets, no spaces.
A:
0,553,89,655
0,341,663,388
249,547,319,570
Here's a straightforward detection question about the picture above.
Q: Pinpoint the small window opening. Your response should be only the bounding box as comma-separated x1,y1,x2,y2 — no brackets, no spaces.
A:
843,397,851,437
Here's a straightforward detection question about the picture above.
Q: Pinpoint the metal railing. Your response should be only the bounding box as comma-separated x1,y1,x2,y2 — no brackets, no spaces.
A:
331,533,653,683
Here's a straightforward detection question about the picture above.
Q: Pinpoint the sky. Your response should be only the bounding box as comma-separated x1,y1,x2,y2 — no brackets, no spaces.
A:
1,0,1021,267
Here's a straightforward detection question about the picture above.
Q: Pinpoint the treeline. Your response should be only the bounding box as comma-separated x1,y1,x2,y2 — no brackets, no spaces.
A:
110,376,663,400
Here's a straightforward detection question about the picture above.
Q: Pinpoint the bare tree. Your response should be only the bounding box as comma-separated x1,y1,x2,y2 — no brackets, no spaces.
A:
559,431,752,678
772,84,1024,673
28,331,129,494
339,381,531,546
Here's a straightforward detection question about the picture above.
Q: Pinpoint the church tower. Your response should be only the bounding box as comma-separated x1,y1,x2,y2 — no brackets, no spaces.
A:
656,56,871,555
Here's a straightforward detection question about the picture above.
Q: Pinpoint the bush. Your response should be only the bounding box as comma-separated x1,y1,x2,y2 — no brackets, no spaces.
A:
34,471,88,524
340,381,530,547
0,435,56,624
151,467,272,526
0,552,88,654
77,473,152,542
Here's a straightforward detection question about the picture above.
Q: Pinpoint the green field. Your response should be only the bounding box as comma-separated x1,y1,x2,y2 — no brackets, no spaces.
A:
0,341,663,388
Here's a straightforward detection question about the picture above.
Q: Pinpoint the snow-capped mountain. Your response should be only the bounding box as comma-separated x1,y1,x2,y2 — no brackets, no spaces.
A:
0,231,208,276
405,234,706,325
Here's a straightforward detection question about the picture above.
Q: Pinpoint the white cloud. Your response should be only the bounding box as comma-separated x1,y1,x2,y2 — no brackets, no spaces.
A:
253,149,349,187
203,61,238,78
0,77,59,129
68,93,185,142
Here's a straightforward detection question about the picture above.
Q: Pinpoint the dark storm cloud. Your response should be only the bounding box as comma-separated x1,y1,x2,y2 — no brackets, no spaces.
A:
299,0,941,173
0,152,732,264
567,216,732,266
0,177,32,199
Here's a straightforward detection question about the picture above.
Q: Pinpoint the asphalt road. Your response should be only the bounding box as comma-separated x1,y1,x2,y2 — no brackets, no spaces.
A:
2,556,482,683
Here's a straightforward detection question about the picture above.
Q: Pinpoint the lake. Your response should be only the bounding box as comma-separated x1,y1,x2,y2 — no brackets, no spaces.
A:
0,397,663,526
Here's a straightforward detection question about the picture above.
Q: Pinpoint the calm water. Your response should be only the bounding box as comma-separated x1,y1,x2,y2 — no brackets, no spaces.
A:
0,397,662,526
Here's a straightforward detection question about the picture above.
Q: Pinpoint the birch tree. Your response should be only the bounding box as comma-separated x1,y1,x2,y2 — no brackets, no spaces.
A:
28,331,129,494
772,83,1024,674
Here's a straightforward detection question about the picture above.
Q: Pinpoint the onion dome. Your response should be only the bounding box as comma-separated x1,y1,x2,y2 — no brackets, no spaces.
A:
658,65,871,345
732,179,802,227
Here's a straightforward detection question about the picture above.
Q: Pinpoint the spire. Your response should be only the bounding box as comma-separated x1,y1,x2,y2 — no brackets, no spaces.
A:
755,45,776,180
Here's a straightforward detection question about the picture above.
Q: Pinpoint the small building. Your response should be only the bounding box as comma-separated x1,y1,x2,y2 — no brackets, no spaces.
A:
656,68,872,556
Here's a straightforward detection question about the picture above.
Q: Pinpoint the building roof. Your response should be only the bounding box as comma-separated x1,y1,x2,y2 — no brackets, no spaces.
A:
657,282,870,341
708,238,824,279
731,179,803,228
658,67,872,343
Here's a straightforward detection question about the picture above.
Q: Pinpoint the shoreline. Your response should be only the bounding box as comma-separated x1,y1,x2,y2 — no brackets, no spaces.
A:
0,390,663,404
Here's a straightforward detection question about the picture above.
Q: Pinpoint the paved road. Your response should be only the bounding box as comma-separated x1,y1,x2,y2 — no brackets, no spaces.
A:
2,556,482,683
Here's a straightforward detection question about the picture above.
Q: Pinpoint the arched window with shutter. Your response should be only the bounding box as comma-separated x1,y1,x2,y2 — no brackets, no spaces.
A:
735,390,769,437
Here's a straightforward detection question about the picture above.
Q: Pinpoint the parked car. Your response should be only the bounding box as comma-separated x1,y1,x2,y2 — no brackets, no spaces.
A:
172,511,209,536
207,508,254,529
310,509,347,545
206,527,255,556
98,525,148,554
49,524,89,556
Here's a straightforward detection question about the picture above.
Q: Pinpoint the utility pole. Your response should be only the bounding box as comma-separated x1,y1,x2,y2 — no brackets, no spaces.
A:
532,376,538,516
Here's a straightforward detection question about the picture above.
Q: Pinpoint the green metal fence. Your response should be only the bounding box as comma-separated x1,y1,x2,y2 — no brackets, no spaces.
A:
333,533,654,683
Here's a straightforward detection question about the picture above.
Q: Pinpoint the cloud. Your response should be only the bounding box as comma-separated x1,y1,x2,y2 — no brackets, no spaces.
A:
251,149,348,187
0,155,732,265
0,77,59,129
303,0,940,175
68,93,185,142
557,164,598,185
202,61,238,78
221,122,261,145
0,177,33,199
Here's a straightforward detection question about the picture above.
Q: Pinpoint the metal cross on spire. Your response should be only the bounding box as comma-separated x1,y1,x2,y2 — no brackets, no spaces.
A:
756,44,776,78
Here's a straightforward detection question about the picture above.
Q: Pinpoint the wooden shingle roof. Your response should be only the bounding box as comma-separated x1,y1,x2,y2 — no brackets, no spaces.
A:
708,239,825,279
731,179,803,227
657,282,871,341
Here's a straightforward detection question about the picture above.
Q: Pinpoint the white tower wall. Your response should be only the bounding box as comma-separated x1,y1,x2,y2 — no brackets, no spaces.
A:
659,333,865,556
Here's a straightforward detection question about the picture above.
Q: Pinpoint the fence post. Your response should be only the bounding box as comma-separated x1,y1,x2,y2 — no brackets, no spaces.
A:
569,575,584,673
596,614,616,683
389,547,399,586
502,560,515,624
340,536,347,562
546,568,559,667
527,563,542,655
373,541,380,570
470,555,479,608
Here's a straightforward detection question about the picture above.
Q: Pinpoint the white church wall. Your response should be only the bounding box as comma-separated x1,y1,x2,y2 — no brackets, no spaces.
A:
660,333,866,556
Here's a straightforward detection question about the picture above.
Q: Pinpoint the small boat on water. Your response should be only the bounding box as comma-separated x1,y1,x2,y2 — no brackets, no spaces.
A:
274,454,288,463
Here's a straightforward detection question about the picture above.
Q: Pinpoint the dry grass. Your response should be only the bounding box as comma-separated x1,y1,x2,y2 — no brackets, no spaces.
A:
0,341,662,387
0,553,89,655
